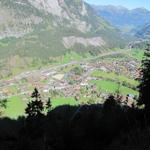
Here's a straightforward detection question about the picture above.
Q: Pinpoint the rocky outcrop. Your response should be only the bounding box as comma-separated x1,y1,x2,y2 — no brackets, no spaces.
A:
0,0,124,59
28,0,64,16
63,36,105,48
0,3,42,39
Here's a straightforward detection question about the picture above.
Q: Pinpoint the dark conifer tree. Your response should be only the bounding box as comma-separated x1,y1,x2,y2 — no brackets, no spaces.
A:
0,99,7,109
46,97,52,112
103,95,117,113
25,88,44,118
138,47,150,111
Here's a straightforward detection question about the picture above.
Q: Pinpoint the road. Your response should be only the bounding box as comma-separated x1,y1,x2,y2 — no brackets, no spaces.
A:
10,49,132,81
0,49,133,99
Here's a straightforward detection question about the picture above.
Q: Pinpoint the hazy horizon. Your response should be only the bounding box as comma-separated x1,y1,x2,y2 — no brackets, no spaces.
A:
84,0,150,10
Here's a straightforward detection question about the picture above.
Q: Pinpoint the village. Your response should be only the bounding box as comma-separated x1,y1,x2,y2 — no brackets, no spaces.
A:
0,53,140,108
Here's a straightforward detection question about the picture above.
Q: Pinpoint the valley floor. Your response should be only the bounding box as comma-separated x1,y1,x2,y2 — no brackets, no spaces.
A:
0,48,143,118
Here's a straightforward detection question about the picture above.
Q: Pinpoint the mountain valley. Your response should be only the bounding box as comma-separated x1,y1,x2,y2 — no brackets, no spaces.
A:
92,5,150,35
0,0,149,118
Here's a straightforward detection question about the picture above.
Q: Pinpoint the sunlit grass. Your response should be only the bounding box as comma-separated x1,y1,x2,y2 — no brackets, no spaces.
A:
52,97,78,108
91,70,139,86
90,80,138,96
3,96,27,119
2,96,78,119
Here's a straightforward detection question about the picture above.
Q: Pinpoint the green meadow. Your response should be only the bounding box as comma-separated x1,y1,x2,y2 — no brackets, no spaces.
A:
91,70,139,87
51,97,78,108
130,49,144,60
3,96,27,119
2,96,78,119
90,80,138,96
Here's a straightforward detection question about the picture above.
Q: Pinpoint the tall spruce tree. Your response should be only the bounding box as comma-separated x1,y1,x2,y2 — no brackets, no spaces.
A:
138,46,150,111
46,97,52,112
25,88,44,117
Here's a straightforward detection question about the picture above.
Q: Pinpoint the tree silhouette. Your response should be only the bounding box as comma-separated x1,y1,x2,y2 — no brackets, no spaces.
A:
46,97,52,112
0,99,7,116
25,88,44,117
103,95,117,112
138,47,150,111
0,99,7,109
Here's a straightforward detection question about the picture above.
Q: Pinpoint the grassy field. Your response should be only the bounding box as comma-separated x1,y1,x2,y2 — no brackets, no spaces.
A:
90,80,138,96
3,96,27,119
2,96,77,119
60,51,83,64
91,70,139,87
52,97,78,108
130,49,144,61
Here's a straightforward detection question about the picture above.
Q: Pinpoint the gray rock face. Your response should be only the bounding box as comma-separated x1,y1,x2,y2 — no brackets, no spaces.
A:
63,36,105,48
0,0,124,58
0,1,43,39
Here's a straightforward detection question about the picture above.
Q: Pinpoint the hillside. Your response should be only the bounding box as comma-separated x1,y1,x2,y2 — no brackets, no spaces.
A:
136,24,150,39
0,0,125,60
92,5,150,34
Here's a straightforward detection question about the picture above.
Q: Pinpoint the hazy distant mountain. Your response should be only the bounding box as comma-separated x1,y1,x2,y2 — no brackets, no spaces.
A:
0,0,125,59
92,5,150,34
135,24,150,39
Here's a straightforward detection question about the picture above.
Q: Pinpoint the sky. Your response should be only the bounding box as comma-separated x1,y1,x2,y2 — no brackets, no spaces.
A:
84,0,150,10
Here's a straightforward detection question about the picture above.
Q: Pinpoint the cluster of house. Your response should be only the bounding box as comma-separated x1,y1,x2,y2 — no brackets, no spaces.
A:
0,59,140,102
93,59,139,78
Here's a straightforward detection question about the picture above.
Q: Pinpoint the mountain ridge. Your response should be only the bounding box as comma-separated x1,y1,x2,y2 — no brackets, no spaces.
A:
0,0,125,60
92,5,150,35
136,24,150,39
